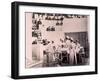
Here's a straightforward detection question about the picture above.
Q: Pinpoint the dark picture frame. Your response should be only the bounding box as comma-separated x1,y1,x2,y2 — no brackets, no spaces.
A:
11,1,98,79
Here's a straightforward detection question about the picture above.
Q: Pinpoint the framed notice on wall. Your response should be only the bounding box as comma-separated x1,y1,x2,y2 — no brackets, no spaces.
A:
11,1,98,79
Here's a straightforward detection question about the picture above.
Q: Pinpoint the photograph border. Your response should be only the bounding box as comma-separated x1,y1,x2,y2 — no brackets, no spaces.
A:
11,1,98,79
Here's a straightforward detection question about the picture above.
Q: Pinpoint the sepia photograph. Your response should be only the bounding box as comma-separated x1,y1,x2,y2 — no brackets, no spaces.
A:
11,2,97,79
25,12,90,68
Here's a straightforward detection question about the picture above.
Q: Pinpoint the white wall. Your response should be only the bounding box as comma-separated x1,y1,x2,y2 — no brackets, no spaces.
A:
63,18,88,32
0,0,99,81
26,13,33,63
